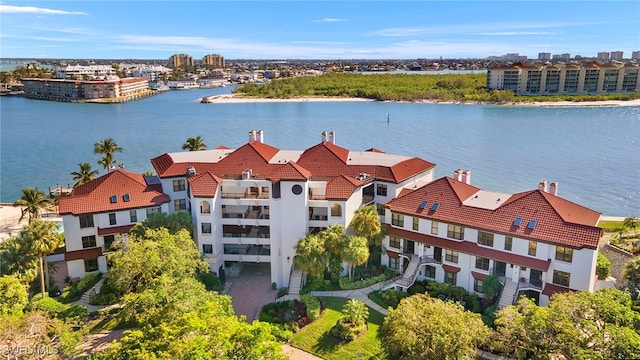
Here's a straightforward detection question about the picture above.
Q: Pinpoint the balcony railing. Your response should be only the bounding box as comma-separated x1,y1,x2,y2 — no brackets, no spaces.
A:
222,209,269,219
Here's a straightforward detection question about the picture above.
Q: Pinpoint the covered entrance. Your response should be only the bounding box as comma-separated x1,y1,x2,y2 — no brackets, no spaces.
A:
225,262,276,322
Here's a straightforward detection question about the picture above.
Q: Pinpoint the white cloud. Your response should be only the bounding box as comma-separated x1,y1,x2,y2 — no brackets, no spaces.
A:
476,32,556,36
0,34,82,42
0,4,87,15
312,18,346,23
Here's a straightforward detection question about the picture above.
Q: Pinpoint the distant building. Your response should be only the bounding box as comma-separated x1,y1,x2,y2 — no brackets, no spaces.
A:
561,53,571,61
131,65,173,82
538,52,551,61
488,53,528,61
597,52,610,61
56,65,115,79
486,62,640,95
552,55,562,61
202,54,225,68
168,54,194,69
610,51,624,61
633,51,640,60
22,77,150,102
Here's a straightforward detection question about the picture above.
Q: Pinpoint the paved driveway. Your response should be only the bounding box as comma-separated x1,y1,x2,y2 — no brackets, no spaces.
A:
227,263,278,322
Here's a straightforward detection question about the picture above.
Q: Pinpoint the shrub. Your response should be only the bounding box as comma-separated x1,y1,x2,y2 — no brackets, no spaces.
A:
596,253,611,279
89,278,120,305
277,287,288,298
300,295,321,321
58,273,102,304
407,283,426,295
369,289,408,309
27,296,88,320
482,275,502,300
338,273,387,290
330,319,366,342
198,271,223,291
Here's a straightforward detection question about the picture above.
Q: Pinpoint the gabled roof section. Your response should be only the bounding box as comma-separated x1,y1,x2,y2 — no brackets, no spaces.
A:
268,161,311,182
58,170,170,215
188,172,222,198
299,141,350,165
215,145,231,150
385,176,602,249
325,175,362,200
247,140,280,162
365,148,385,153
390,158,436,183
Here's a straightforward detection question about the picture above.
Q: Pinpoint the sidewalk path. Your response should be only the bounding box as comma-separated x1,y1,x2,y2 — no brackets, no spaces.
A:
308,281,389,315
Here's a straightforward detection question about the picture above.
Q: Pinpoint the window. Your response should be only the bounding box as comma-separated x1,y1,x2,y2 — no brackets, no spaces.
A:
553,270,571,287
424,265,436,279
444,271,457,285
555,246,573,262
478,231,494,247
146,207,161,217
413,217,419,231
475,256,490,271
200,201,211,214
331,204,342,217
82,235,96,248
389,257,399,270
474,279,484,293
528,241,537,256
376,203,385,215
174,199,187,211
388,236,401,249
201,222,212,234
104,235,115,252
108,212,116,225
376,184,387,197
431,221,439,235
445,249,459,263
203,244,213,254
504,236,513,251
173,179,185,192
79,214,94,228
447,224,464,240
130,210,137,223
84,259,99,272
391,212,404,227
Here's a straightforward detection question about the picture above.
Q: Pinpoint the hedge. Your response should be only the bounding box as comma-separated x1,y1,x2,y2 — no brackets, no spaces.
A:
300,295,321,321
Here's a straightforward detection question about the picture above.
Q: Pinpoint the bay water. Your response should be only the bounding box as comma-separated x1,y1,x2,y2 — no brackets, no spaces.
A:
1,86,638,216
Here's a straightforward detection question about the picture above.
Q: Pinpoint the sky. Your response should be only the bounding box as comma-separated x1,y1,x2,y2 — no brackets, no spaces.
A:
0,1,639,60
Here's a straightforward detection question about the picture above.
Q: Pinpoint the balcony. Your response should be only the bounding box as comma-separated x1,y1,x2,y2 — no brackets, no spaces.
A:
222,206,270,220
309,207,328,221
223,225,270,239
220,186,269,199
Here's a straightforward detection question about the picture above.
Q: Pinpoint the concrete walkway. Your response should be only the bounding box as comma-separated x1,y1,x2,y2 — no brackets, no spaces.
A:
308,281,389,315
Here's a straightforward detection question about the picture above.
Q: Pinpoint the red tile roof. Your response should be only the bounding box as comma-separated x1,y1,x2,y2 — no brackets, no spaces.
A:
442,264,461,273
58,170,170,215
188,172,222,198
385,177,602,249
388,226,552,271
268,162,311,182
98,224,135,236
471,271,488,280
386,250,400,258
325,175,362,200
542,283,577,297
64,247,102,261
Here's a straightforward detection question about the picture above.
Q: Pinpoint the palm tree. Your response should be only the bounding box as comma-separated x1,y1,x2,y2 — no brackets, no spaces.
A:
295,234,328,278
0,235,39,283
623,216,640,234
623,258,640,300
341,299,369,326
70,162,99,187
350,204,382,245
94,138,123,170
20,220,61,297
13,188,53,224
342,236,369,279
182,136,207,151
320,224,348,259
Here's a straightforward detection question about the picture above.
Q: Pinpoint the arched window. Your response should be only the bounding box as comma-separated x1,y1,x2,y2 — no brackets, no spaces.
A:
331,204,342,217
200,200,211,214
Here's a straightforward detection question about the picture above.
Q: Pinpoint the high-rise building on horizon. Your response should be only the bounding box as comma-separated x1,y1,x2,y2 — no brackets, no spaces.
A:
202,53,225,68
610,51,624,61
168,53,194,69
538,52,551,61
633,51,640,60
597,52,610,61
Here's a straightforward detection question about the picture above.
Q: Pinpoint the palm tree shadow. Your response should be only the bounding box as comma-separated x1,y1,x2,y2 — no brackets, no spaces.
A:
312,330,340,353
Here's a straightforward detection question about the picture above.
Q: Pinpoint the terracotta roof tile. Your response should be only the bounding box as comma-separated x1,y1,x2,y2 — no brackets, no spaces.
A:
98,224,135,236
268,162,311,182
188,172,222,198
442,264,461,273
542,283,577,297
471,271,488,280
385,177,602,249
390,158,437,183
58,170,170,215
325,175,362,200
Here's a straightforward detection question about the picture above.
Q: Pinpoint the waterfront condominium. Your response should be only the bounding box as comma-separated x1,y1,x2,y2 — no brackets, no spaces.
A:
56,130,603,306
486,62,639,95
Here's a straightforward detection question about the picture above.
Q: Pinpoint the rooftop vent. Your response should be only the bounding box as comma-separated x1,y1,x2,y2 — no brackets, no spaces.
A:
186,166,196,177
110,195,118,203
513,217,522,226
123,194,130,202
355,173,370,181
431,202,440,211
242,169,252,180
419,200,428,210
527,220,537,229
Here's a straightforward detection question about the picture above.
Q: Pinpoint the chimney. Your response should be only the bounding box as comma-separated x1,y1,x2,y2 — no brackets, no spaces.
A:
549,181,558,196
538,180,548,192
453,169,462,182
329,131,335,144
248,130,257,142
321,131,328,142
257,130,264,143
462,170,471,185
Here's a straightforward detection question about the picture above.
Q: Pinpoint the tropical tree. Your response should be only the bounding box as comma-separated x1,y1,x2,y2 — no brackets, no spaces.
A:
342,236,369,279
381,293,490,360
294,234,328,278
19,220,61,297
349,204,382,243
341,299,369,326
0,235,39,283
320,224,348,258
129,211,193,236
624,215,640,234
624,258,640,301
12,188,53,224
70,162,99,187
0,275,28,315
94,138,123,170
182,136,207,151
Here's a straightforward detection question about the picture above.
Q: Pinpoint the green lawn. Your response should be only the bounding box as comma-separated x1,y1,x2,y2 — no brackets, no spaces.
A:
290,297,386,360
598,220,624,232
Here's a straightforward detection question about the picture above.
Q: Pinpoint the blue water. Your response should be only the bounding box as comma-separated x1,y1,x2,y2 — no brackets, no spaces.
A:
1,86,639,216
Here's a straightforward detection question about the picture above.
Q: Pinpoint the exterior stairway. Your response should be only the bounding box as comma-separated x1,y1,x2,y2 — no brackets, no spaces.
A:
77,278,104,306
393,254,421,289
498,280,518,309
287,266,303,295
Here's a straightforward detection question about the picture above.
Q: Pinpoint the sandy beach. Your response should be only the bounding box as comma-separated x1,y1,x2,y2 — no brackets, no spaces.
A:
202,93,640,107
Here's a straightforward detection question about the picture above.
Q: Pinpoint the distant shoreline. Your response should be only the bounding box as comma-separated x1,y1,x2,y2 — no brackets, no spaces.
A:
202,93,640,107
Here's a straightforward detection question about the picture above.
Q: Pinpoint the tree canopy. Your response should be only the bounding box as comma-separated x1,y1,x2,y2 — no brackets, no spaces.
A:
93,138,123,170
182,135,207,151
70,162,99,187
129,211,193,236
12,187,53,224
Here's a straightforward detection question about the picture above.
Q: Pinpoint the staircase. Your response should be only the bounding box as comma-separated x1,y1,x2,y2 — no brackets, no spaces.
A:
498,280,518,309
394,254,421,289
77,278,104,306
287,267,303,295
